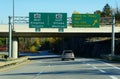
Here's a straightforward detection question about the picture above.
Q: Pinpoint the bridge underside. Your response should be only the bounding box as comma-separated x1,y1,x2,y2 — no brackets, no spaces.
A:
0,32,120,38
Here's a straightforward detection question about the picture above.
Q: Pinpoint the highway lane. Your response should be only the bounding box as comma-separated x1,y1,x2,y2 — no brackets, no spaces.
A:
0,55,120,79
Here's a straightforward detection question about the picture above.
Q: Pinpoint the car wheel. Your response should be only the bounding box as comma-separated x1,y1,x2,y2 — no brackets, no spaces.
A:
62,58,65,61
72,58,74,60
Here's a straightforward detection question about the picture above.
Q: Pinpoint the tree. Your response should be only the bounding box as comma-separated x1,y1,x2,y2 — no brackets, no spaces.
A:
72,10,80,14
94,10,102,16
115,12,120,23
0,40,2,47
102,4,112,17
29,38,42,52
0,38,6,47
115,8,120,22
34,38,41,47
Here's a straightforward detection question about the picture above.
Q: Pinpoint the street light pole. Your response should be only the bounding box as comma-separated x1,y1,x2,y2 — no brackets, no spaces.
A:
8,0,15,58
13,0,14,30
111,11,115,56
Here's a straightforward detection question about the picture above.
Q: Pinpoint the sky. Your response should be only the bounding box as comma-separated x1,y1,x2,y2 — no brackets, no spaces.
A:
0,0,119,24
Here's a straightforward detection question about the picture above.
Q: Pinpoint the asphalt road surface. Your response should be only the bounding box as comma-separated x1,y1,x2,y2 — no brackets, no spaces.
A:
0,52,120,79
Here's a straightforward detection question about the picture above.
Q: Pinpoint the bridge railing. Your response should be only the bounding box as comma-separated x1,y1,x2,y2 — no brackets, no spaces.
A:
12,16,114,25
1,16,119,26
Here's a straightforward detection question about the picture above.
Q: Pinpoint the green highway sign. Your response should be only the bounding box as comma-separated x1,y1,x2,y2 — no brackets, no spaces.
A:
29,13,47,28
72,14,100,28
29,13,67,28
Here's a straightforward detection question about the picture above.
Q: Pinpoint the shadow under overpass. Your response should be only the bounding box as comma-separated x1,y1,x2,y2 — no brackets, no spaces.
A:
0,32,120,37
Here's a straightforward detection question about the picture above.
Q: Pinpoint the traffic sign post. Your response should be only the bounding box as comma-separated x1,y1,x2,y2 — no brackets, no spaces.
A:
35,28,41,32
8,16,12,58
72,14,100,28
29,13,67,29
58,28,64,32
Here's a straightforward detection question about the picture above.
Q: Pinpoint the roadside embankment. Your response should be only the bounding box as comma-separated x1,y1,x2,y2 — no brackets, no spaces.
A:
101,55,120,61
0,56,29,72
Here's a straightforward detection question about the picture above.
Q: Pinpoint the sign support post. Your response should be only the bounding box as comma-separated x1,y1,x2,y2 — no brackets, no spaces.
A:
35,28,41,32
8,16,12,58
58,28,64,32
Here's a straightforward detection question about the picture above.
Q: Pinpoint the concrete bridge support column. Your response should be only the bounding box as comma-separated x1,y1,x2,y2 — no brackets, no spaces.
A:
12,37,18,59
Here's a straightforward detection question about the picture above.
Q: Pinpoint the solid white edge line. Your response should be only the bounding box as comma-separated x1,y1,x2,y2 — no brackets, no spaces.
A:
105,63,120,70
81,59,119,79
98,61,120,70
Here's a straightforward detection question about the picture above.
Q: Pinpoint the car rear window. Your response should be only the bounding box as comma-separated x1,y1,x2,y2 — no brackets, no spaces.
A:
64,50,73,53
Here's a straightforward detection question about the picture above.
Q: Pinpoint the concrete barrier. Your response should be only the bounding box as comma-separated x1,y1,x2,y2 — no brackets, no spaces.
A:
0,56,28,67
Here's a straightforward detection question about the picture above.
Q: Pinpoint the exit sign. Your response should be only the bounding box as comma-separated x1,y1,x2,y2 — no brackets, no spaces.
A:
72,14,100,28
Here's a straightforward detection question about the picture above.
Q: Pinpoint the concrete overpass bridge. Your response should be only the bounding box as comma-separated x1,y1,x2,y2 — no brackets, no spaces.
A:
0,24,120,37
0,24,120,59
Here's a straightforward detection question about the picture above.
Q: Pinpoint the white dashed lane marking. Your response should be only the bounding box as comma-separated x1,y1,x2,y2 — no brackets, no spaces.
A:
109,76,118,79
86,62,119,79
98,69,106,73
104,63,120,70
